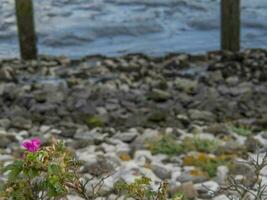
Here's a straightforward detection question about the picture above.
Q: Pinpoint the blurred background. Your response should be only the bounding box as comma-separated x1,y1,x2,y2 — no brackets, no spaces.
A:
1,0,267,58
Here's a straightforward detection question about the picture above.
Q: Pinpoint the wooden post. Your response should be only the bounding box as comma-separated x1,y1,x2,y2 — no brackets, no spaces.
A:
221,0,240,52
15,0,37,60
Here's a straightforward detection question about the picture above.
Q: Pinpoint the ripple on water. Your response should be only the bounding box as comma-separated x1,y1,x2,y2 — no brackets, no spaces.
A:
0,0,267,58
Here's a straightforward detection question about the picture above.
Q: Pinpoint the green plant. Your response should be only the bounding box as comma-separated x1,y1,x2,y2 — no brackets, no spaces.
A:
183,153,232,177
147,134,219,156
85,116,104,128
0,138,106,200
183,136,219,154
146,135,183,156
173,192,188,200
116,177,168,200
227,123,252,137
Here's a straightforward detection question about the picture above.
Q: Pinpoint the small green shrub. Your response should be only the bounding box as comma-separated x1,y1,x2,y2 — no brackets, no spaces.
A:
147,134,219,156
183,136,219,154
0,138,105,200
183,153,231,178
85,116,104,128
146,135,184,156
116,177,169,200
227,124,252,137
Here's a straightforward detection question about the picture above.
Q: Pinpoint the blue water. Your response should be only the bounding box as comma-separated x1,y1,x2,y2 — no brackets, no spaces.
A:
0,0,267,58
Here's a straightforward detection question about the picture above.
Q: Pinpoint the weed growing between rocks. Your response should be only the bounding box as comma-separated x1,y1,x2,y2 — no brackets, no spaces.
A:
0,138,108,200
183,153,232,178
226,123,253,137
146,134,220,156
146,135,184,156
116,177,190,200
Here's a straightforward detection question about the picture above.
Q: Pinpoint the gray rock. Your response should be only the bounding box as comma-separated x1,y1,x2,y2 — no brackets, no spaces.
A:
148,109,167,122
195,181,219,198
113,129,138,143
0,119,11,129
177,182,198,200
245,137,262,152
151,162,171,180
148,88,170,102
74,129,108,144
209,70,224,83
131,129,160,150
82,155,120,176
11,117,32,130
175,78,198,94
177,171,208,184
188,109,216,122
0,134,17,148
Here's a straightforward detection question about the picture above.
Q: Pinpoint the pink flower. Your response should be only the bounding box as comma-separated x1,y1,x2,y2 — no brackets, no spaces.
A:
22,138,41,152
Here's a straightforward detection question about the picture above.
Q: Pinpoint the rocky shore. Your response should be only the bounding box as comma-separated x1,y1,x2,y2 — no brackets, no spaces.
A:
1,49,267,199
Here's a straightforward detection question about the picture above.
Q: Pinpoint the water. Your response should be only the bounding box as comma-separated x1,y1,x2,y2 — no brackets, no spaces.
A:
0,0,267,59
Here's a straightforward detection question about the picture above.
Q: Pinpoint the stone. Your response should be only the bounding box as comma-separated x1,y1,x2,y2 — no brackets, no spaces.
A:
195,181,219,198
134,150,153,165
0,133,17,148
74,129,108,144
131,129,160,150
213,195,229,200
244,137,263,152
204,124,229,135
188,109,215,122
113,129,138,143
209,70,224,83
148,88,170,102
216,166,229,184
67,195,84,200
0,119,11,129
175,78,198,94
82,155,120,176
0,155,13,162
177,182,198,200
0,67,13,81
11,117,32,130
148,110,167,122
226,76,239,86
177,170,208,184
151,162,171,180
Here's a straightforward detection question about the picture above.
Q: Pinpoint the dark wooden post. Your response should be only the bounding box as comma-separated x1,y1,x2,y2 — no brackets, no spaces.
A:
15,0,37,60
221,0,240,52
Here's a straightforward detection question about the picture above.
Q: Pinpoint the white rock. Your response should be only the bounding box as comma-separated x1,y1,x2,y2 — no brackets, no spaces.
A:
101,143,116,153
255,134,267,147
195,181,219,196
39,125,51,133
0,155,13,162
76,147,97,161
67,195,84,200
134,150,153,165
171,168,182,182
195,132,216,140
217,165,229,184
115,143,131,155
213,194,229,200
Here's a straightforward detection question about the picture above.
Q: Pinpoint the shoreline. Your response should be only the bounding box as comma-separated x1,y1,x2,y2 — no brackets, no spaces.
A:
0,48,267,130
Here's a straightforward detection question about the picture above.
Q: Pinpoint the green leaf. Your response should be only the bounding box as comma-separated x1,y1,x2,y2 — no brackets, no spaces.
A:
48,164,61,176
4,160,23,180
